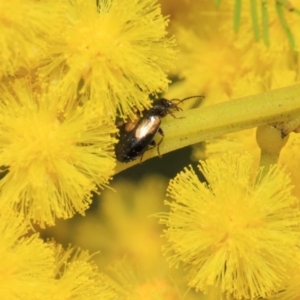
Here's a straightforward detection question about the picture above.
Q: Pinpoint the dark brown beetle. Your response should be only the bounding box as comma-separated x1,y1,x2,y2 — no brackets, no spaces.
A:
115,96,203,163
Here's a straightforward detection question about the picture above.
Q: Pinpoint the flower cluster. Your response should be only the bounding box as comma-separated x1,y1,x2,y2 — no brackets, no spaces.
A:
161,153,300,299
1,0,300,299
0,0,175,297
0,0,174,225
0,79,117,226
0,213,117,299
40,0,175,119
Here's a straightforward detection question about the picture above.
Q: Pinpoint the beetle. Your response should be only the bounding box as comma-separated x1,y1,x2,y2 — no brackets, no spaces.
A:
115,95,204,163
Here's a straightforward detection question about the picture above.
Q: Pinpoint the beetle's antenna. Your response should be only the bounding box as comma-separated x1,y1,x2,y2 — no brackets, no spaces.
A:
172,95,204,105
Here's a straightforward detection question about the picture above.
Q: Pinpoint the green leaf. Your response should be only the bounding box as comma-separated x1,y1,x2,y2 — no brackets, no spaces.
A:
261,0,270,46
250,0,260,41
276,1,295,48
215,0,222,7
293,7,300,15
234,0,242,32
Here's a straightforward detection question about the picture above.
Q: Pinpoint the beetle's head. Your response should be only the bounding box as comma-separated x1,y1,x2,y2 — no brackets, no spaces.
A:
153,95,204,117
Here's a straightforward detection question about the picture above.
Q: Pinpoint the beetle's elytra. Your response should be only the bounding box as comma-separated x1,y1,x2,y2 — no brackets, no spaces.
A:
115,96,204,163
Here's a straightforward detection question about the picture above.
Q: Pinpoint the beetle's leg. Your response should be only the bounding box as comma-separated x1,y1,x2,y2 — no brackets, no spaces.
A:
156,128,164,157
169,110,184,119
140,128,165,163
148,140,156,149
139,153,144,164
139,140,156,163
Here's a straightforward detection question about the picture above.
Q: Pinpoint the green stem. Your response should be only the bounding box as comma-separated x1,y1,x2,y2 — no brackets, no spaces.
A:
115,84,300,174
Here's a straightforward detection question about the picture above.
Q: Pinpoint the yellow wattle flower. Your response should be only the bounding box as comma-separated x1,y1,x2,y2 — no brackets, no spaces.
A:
49,244,117,299
161,153,300,299
167,1,300,102
41,0,175,119
107,259,178,300
0,78,117,226
0,213,118,299
0,214,54,298
268,253,300,299
0,0,63,78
